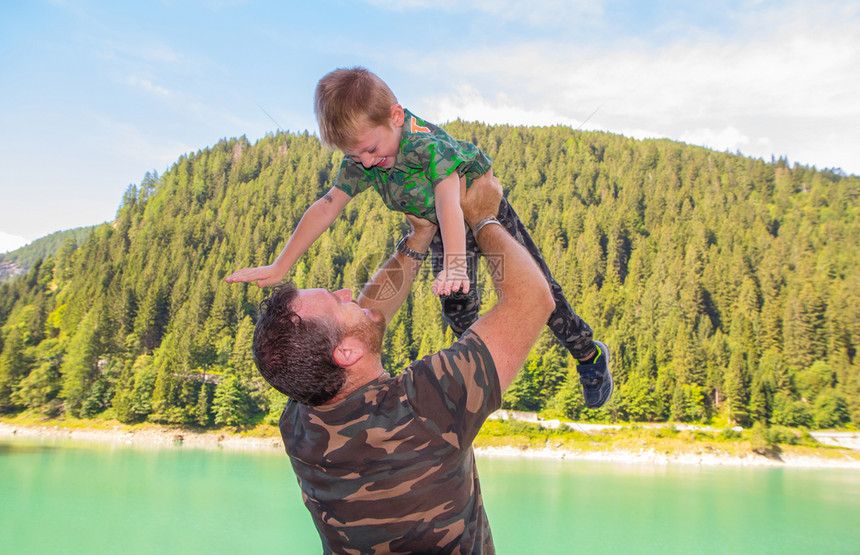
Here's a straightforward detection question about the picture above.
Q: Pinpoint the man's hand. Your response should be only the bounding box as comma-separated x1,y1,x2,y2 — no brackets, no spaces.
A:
225,265,284,288
404,213,437,244
461,170,503,228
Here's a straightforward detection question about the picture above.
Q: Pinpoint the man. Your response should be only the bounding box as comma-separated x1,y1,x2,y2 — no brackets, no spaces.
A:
253,172,554,554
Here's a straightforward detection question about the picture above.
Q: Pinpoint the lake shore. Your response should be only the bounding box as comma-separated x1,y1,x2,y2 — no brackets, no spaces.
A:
3,418,859,469
472,444,860,468
0,421,285,452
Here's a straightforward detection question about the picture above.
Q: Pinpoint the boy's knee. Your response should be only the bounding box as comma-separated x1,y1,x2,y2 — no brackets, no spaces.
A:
439,290,481,334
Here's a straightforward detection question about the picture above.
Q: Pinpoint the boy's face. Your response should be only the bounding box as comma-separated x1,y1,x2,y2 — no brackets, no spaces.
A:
343,105,404,170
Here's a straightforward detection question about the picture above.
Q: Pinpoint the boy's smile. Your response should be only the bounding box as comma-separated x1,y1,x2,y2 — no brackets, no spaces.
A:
344,105,405,170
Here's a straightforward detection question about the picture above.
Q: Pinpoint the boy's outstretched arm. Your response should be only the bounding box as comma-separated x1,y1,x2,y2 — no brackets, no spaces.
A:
432,173,469,296
225,187,351,287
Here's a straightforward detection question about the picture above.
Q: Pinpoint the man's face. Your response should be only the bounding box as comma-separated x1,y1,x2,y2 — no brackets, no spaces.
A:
342,106,404,170
294,289,385,354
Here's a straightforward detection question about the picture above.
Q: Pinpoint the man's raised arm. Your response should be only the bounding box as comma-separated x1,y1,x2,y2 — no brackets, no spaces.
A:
462,172,555,391
357,214,438,325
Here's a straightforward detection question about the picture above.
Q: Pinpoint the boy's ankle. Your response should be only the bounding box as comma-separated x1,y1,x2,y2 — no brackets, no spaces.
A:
576,347,598,365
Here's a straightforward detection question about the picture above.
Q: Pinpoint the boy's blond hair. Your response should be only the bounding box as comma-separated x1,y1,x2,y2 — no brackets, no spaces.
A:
314,67,397,151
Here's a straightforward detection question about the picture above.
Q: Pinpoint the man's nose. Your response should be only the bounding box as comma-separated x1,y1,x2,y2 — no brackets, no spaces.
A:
334,289,353,302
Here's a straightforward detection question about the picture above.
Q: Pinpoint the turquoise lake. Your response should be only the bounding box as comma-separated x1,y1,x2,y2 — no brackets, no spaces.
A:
1,439,858,554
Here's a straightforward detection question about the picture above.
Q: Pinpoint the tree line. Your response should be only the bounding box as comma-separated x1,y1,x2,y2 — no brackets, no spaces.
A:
0,124,857,430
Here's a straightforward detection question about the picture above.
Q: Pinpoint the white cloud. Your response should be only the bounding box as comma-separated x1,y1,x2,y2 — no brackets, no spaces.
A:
679,126,752,154
124,75,173,98
430,85,581,127
413,1,860,173
0,231,29,254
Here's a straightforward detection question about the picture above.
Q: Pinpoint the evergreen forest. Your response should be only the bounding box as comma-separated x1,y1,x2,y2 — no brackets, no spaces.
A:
0,123,857,430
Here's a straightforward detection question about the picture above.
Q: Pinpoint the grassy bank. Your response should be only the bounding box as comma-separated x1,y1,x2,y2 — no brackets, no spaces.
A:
475,419,860,464
2,413,859,467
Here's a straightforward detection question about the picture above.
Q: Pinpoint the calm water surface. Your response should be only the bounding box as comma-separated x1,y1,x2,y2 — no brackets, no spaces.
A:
2,439,858,554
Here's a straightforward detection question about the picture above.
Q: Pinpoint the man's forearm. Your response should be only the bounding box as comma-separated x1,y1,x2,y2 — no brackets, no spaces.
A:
471,220,549,308
357,229,434,324
467,211,554,390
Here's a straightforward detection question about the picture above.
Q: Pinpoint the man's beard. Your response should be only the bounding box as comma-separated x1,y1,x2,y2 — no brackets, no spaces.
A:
348,318,385,355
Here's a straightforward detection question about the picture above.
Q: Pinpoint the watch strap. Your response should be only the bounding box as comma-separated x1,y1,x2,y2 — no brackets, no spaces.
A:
396,236,428,261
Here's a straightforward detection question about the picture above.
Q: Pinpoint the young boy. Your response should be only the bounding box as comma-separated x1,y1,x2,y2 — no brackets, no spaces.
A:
226,67,613,408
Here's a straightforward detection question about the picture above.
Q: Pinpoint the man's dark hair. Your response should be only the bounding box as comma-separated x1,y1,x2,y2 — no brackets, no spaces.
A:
253,282,346,406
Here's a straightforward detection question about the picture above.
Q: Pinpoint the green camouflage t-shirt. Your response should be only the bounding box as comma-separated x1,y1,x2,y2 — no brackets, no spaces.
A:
334,109,493,225
279,330,501,554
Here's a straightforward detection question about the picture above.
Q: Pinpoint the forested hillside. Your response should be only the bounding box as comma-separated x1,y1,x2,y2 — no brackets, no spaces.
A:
0,124,857,430
0,226,94,283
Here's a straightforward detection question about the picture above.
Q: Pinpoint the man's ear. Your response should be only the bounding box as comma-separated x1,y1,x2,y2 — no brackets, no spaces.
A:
333,336,365,367
390,104,404,127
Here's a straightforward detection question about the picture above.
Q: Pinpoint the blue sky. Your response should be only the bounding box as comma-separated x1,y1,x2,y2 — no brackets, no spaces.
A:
2,0,858,252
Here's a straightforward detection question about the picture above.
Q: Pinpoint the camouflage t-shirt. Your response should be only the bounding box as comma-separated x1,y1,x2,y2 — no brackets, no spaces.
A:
279,330,501,554
333,109,493,225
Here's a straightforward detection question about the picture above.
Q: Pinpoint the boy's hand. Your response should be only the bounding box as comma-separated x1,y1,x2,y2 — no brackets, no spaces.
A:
432,263,470,297
225,265,284,288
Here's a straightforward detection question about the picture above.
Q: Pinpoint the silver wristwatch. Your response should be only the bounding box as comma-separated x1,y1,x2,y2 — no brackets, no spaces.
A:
396,236,428,261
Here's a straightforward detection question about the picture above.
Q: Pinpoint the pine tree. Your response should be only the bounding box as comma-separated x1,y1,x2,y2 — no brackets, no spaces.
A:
0,329,27,412
230,316,256,380
725,350,750,426
195,382,213,427
59,307,102,416
213,375,247,427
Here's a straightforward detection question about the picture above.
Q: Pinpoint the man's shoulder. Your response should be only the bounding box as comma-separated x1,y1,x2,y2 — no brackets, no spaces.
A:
407,330,498,394
410,329,491,363
403,329,501,448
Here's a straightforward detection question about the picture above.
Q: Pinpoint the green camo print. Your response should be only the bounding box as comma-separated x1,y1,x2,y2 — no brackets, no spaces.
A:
334,109,493,225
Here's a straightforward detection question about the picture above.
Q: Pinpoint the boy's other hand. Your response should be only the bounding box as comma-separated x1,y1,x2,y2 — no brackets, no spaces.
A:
225,265,284,288
432,265,470,297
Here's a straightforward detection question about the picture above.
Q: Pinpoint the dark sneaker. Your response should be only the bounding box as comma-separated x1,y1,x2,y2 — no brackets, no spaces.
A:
576,340,613,408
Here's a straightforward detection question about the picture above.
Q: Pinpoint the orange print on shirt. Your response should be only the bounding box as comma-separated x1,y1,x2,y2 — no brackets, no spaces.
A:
410,117,430,134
